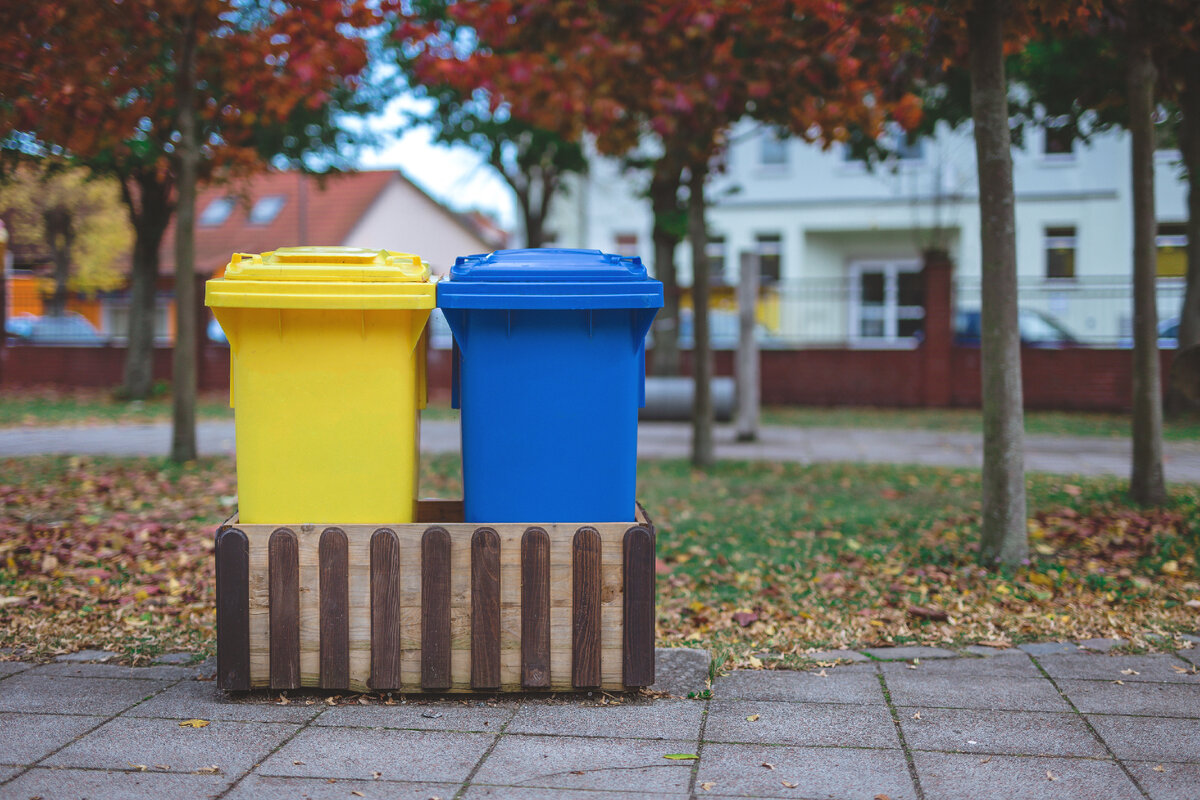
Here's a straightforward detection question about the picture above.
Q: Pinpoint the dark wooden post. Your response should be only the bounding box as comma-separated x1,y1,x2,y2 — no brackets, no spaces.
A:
921,249,954,408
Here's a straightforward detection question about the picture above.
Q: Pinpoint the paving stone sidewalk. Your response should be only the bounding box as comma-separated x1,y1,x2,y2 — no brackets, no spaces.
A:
3,420,1200,481
1,644,1198,800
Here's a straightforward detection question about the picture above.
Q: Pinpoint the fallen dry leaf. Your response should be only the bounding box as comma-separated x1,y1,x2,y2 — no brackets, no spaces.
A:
178,719,209,728
372,771,382,779
761,762,775,770
1153,764,1166,772
293,761,305,766
1120,669,1140,676
875,795,894,800
1114,680,1125,685
194,766,219,774
912,712,922,720
746,714,761,722
351,792,365,798
781,780,799,789
128,764,147,772
663,754,698,760
980,756,992,764
733,611,759,627
700,782,716,791
1047,771,1059,781
908,605,949,621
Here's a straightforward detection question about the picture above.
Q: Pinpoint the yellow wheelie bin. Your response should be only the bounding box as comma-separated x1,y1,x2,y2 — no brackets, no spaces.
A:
205,246,435,524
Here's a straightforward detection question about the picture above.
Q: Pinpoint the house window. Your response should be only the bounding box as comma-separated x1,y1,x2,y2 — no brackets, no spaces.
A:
199,197,235,227
1157,222,1187,278
849,260,924,343
895,133,925,161
1043,117,1074,157
755,234,782,283
248,195,286,225
706,236,726,283
1045,226,1077,279
760,131,788,166
103,298,172,342
613,233,638,258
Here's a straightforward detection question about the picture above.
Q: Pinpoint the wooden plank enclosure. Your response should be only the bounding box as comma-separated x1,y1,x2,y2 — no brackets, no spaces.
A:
215,501,655,693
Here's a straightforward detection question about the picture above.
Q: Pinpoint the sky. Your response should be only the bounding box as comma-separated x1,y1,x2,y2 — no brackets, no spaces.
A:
354,94,519,233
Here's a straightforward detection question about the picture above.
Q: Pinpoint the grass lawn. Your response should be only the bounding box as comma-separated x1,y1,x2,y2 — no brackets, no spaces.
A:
2,453,1196,668
0,388,459,427
761,405,1200,442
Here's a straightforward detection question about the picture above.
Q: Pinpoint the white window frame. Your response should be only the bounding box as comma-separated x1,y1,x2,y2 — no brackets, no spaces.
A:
848,259,923,347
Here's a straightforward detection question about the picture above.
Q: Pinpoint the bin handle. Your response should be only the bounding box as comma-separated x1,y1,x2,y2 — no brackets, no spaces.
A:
450,339,461,410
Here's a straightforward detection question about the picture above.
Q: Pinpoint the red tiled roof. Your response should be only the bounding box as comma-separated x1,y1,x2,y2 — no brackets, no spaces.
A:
159,170,398,276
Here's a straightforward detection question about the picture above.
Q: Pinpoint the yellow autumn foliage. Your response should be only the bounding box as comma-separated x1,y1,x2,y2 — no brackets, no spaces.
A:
0,164,131,295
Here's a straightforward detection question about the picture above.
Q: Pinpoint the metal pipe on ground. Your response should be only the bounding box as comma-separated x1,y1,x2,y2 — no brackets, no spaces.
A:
640,376,735,422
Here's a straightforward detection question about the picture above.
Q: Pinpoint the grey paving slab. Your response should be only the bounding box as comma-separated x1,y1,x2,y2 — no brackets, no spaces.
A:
55,649,118,663
0,675,171,715
505,700,702,741
464,788,688,800
259,727,493,782
0,767,229,800
1182,649,1200,667
880,652,1039,679
0,664,29,678
1060,678,1200,718
152,652,204,665
1125,760,1200,800
704,700,898,748
862,646,958,660
26,661,202,680
899,707,1107,758
802,649,870,663
0,765,20,781
1038,653,1200,683
913,751,1142,800
225,774,460,800
1086,714,1200,762
1019,642,1080,656
711,665,884,704
44,716,299,775
695,742,916,800
1077,638,1127,652
962,645,1020,657
123,679,324,723
0,712,104,764
885,673,1070,712
650,647,711,697
472,735,693,794
316,701,514,732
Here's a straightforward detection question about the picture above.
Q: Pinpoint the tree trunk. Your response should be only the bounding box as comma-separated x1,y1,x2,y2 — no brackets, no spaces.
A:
43,206,73,316
1174,55,1200,382
650,157,683,375
121,173,171,401
687,164,714,466
1128,38,1167,505
171,11,199,462
968,0,1028,567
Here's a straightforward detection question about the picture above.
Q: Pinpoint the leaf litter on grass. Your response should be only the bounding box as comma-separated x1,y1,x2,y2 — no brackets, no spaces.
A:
0,454,1196,666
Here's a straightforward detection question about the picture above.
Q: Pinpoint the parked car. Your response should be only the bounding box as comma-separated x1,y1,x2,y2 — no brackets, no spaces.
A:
954,308,1080,348
1116,317,1179,349
6,312,108,345
652,308,783,350
207,316,228,345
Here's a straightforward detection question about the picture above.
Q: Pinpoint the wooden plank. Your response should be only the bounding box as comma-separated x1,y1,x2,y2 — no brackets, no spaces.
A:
421,526,452,689
622,525,655,687
520,527,551,688
470,527,501,689
240,519,631,692
319,527,350,689
572,526,602,688
415,500,465,524
370,528,401,690
215,527,250,691
268,528,300,689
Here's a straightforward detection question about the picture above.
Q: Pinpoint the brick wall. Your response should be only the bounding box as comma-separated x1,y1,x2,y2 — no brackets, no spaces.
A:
0,340,1171,414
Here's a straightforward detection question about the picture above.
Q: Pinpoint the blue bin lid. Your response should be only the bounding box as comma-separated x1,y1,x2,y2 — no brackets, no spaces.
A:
439,248,664,310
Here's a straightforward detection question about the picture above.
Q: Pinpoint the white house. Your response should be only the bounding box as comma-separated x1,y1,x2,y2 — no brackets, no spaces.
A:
545,120,1189,347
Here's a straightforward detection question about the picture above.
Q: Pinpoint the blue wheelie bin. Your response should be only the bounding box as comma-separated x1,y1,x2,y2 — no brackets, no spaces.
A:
438,248,663,523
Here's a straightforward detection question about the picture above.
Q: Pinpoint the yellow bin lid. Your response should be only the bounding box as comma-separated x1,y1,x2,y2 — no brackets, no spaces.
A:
205,246,436,310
